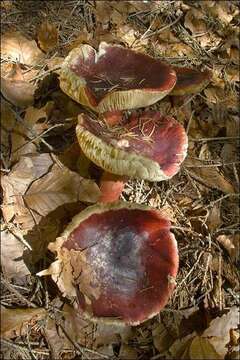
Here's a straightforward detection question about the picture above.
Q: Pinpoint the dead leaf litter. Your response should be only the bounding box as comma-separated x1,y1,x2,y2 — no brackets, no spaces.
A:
1,1,239,359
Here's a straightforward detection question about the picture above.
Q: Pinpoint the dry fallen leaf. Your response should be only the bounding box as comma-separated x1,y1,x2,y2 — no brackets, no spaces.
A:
189,336,221,360
153,322,176,353
1,31,44,66
10,102,54,164
168,333,196,359
206,203,222,232
2,153,101,232
44,303,133,359
1,76,35,108
1,228,31,280
184,8,206,34
216,234,239,262
46,56,64,71
119,344,138,359
204,87,238,112
1,99,16,166
184,8,221,48
1,306,46,339
211,256,239,290
200,1,238,25
203,307,239,357
184,158,235,193
37,20,58,52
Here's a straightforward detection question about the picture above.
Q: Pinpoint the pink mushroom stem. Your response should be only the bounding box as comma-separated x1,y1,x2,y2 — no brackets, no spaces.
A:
103,110,124,126
99,172,127,203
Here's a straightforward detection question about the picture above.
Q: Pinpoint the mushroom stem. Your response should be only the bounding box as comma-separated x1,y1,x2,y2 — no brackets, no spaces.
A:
99,172,127,203
103,110,123,126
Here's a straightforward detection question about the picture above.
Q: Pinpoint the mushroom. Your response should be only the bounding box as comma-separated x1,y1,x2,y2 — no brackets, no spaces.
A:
76,111,188,202
38,201,179,325
170,66,212,96
60,42,177,113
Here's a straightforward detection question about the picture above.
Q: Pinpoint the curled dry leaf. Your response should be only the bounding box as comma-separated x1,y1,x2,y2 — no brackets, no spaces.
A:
216,234,239,262
37,20,58,52
2,153,101,233
184,158,235,193
1,306,46,339
1,76,35,108
1,31,44,66
1,228,31,280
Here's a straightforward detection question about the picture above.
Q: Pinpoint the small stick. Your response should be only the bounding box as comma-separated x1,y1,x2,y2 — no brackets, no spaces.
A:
1,276,37,308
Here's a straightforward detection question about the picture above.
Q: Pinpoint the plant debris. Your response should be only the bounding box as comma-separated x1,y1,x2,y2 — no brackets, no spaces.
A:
1,1,239,359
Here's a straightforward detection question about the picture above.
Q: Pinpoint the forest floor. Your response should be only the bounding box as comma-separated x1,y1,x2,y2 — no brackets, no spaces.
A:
1,1,239,359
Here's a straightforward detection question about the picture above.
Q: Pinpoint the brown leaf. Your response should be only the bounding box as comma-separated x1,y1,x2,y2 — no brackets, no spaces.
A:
1,76,35,108
44,303,132,359
204,87,238,111
216,234,239,262
206,204,222,232
37,21,58,52
1,31,44,66
184,8,206,34
1,228,31,280
11,102,54,164
1,306,46,339
119,344,138,359
2,153,52,225
210,256,239,289
189,336,221,359
46,56,64,71
203,307,239,357
168,333,196,359
200,1,238,25
2,153,100,232
153,322,175,353
184,158,235,193
24,164,100,218
1,99,16,166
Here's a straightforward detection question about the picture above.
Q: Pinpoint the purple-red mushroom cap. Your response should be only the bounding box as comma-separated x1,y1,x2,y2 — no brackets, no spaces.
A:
38,201,179,325
76,111,188,182
59,42,177,112
170,66,212,96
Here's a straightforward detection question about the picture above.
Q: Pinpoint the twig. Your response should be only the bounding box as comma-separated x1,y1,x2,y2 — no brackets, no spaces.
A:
58,324,112,359
13,110,53,151
0,338,30,359
12,124,65,153
144,14,183,39
1,276,37,308
185,161,240,168
206,193,240,208
189,136,240,142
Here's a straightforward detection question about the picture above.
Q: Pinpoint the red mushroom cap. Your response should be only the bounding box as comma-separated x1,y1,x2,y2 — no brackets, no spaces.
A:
38,202,178,325
76,111,188,181
170,66,212,96
60,42,176,112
